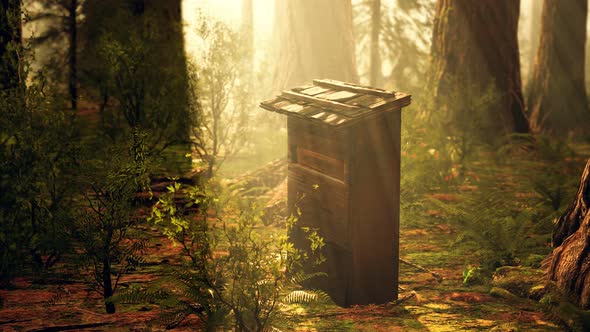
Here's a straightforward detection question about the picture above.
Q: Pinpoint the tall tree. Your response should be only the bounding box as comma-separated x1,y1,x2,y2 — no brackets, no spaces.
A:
27,0,82,110
272,0,358,92
525,0,543,85
429,0,529,137
67,0,77,110
0,0,21,91
527,0,589,137
80,0,189,148
369,0,381,86
547,158,590,309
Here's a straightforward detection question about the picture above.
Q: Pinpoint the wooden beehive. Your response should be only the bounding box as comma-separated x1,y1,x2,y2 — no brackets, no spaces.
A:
260,79,411,307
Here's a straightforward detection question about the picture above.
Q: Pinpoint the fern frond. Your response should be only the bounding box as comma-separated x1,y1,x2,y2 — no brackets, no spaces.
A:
282,289,329,304
289,271,327,285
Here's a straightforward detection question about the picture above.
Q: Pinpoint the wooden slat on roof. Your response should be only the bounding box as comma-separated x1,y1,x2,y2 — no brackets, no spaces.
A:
301,86,329,96
313,79,395,98
281,91,360,112
260,79,411,127
324,90,358,102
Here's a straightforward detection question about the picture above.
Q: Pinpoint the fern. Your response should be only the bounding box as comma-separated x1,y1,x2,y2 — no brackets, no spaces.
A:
428,139,572,274
141,180,329,331
282,290,329,304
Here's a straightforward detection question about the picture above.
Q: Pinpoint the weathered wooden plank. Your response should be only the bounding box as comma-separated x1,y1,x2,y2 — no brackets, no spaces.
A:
347,111,401,305
313,79,396,98
347,94,382,108
288,117,347,160
324,90,358,101
301,86,330,96
323,113,340,124
296,147,345,181
281,90,360,112
281,103,306,113
288,163,347,214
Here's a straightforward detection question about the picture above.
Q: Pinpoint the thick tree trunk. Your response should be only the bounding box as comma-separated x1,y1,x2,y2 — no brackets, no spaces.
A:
553,159,590,247
0,0,21,91
68,0,78,110
527,0,589,137
369,0,381,87
525,0,543,86
429,0,529,137
547,158,590,308
272,0,358,92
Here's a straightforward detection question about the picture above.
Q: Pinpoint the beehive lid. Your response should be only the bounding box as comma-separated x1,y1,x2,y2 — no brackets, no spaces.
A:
260,79,411,127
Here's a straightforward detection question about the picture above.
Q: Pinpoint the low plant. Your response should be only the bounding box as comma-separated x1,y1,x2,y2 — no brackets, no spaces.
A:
74,129,150,313
120,181,327,331
0,42,79,285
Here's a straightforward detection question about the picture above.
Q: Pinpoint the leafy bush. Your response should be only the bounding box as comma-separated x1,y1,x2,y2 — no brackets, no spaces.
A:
428,134,582,276
0,51,79,285
74,129,151,313
121,181,327,331
187,14,253,178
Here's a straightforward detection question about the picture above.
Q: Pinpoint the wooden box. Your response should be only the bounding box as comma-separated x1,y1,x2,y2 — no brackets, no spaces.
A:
260,79,411,306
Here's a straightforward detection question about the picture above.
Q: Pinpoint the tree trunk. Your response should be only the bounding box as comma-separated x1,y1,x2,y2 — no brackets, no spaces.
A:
527,0,589,137
68,0,78,110
429,0,530,137
81,0,189,141
102,254,116,313
369,0,381,87
272,0,358,92
0,0,21,91
242,0,253,69
525,0,543,87
553,159,590,247
547,158,590,309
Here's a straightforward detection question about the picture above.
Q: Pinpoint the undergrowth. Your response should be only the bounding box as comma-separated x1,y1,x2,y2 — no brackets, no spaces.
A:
115,181,328,331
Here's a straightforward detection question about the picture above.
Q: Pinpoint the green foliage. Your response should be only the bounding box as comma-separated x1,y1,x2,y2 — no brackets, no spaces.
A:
138,181,327,331
79,2,190,170
96,31,188,151
400,82,578,281
74,129,151,313
0,39,79,285
187,14,253,178
462,266,484,286
353,0,434,90
499,134,580,212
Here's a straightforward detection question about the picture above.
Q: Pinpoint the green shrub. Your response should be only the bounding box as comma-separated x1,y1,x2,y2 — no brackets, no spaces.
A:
125,181,328,331
74,128,151,313
0,58,79,286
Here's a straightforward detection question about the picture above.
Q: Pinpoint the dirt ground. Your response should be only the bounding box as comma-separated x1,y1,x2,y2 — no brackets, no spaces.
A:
0,217,563,331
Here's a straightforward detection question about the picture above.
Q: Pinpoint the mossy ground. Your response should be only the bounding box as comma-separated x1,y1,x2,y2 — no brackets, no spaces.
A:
0,214,564,331
0,109,573,331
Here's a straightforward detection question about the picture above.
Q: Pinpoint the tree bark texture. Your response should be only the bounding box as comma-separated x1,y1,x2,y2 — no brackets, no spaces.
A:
526,0,543,85
68,0,78,110
527,0,589,137
429,0,529,136
0,0,21,91
272,0,358,93
553,159,590,247
369,0,381,87
547,158,590,309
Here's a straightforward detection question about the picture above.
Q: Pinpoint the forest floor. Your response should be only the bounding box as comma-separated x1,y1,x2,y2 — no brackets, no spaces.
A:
0,107,570,331
0,207,564,331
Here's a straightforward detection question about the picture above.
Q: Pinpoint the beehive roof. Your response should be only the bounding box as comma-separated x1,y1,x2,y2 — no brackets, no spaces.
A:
260,79,411,127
